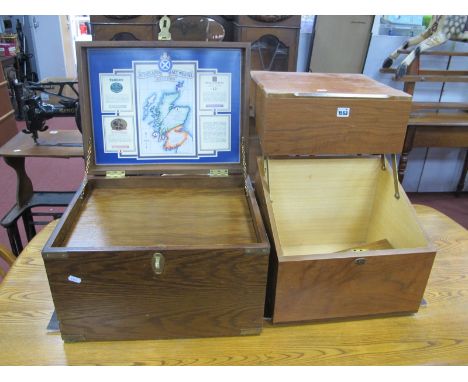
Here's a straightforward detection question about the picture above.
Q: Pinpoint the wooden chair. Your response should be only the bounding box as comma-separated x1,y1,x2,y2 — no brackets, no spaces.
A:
380,49,468,194
0,244,16,280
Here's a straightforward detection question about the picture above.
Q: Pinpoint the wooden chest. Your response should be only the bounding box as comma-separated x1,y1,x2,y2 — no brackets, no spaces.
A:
251,72,436,324
42,41,270,342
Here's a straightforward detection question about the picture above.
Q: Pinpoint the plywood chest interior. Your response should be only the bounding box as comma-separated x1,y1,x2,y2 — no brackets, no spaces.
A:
265,157,428,257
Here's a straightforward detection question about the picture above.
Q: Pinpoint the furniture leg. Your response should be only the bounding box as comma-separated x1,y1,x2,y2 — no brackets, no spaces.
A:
398,125,416,183
456,148,468,195
22,209,37,241
3,156,33,208
6,222,23,256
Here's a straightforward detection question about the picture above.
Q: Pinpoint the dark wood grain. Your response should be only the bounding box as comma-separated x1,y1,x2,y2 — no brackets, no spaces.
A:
44,248,268,341
0,61,18,147
0,130,83,158
62,184,258,247
42,176,270,341
398,125,417,183
0,79,13,117
90,15,158,41
3,156,33,207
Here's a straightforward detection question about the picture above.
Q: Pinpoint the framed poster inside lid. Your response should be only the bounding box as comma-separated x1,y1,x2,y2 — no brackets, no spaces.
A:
78,41,249,173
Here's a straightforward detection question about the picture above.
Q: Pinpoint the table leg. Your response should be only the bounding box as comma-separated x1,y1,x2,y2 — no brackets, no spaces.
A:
3,156,33,208
456,148,468,195
398,125,416,183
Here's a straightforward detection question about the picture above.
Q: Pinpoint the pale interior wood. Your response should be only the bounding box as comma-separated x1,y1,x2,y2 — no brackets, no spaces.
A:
62,182,258,247
267,158,428,256
251,71,411,99
366,162,428,249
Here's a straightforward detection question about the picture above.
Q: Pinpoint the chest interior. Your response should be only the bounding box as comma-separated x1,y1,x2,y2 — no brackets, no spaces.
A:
262,156,429,257
53,176,259,248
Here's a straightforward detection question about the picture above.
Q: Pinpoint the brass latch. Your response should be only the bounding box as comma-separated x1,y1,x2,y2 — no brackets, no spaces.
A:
209,169,229,177
158,16,172,41
105,170,125,178
152,253,165,275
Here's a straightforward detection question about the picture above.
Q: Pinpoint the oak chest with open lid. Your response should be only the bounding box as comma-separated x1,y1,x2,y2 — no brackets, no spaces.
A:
251,71,437,324
41,41,270,342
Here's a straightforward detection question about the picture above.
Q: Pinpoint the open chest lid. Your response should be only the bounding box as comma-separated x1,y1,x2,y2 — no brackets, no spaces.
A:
77,41,250,176
251,71,411,99
251,71,412,156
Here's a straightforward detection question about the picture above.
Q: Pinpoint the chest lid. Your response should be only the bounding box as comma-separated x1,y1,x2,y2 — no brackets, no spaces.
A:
78,41,250,176
251,72,412,156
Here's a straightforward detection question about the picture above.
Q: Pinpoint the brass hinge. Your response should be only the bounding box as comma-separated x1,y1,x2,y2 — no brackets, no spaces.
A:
106,170,126,178
209,169,229,177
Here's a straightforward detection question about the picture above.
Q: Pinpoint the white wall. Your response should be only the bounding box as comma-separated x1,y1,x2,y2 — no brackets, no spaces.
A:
28,15,68,80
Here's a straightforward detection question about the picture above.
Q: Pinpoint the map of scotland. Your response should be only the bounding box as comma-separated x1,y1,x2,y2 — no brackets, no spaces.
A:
135,59,196,157
142,81,191,152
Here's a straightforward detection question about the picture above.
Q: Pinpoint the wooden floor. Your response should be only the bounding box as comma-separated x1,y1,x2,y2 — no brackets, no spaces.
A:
0,205,467,365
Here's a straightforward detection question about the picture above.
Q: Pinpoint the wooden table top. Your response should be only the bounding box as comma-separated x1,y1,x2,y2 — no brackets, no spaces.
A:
0,130,83,158
0,205,467,365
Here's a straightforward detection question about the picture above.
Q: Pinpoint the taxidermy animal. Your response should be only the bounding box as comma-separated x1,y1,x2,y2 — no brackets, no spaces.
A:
382,15,468,78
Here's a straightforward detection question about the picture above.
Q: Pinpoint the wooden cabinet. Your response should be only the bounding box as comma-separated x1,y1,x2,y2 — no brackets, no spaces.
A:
252,72,436,324
90,15,232,42
0,59,17,146
90,16,158,41
42,42,270,342
233,16,301,72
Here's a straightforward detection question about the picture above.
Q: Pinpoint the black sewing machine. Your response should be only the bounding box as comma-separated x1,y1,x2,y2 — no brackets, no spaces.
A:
15,80,82,145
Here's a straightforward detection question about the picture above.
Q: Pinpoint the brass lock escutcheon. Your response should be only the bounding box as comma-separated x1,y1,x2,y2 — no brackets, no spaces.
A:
152,253,165,275
354,257,367,265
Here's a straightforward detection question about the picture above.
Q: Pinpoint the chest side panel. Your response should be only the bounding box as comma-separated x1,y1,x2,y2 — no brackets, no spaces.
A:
273,251,436,324
260,97,411,155
43,249,268,341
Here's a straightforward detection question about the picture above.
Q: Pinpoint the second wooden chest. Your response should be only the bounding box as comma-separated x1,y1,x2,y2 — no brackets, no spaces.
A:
252,72,437,324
